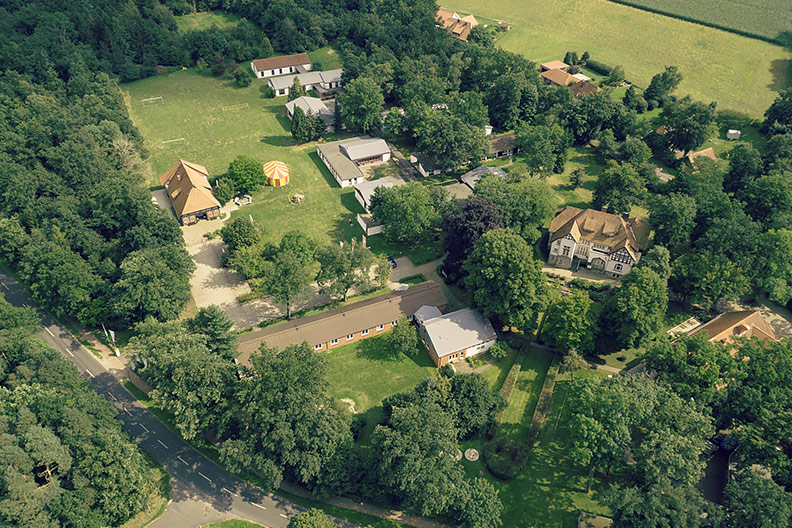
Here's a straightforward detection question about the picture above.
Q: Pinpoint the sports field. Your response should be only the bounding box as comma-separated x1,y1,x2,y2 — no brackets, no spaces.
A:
123,69,364,247
444,0,790,117
175,10,242,32
607,0,792,42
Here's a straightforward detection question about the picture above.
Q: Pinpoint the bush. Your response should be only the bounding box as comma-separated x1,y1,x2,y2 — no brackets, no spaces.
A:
500,358,523,402
484,437,530,480
233,68,252,87
213,178,236,205
489,341,511,362
440,364,455,377
259,84,275,98
570,278,610,292
585,58,613,75
351,415,366,441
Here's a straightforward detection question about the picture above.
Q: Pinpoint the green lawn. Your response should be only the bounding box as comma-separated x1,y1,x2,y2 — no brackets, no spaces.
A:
443,0,790,117
499,347,554,439
308,46,344,70
175,10,243,32
324,335,437,414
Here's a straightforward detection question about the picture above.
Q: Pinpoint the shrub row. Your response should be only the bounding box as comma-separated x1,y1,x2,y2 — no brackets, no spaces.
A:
585,59,614,76
500,357,523,403
570,278,611,292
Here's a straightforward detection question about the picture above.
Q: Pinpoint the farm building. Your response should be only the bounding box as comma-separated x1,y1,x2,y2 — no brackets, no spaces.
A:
419,308,497,367
540,68,579,86
268,69,343,98
570,81,601,98
317,137,391,188
236,281,448,364
250,53,311,79
688,147,718,165
284,96,333,131
410,153,443,178
688,311,777,344
540,60,569,72
159,159,221,225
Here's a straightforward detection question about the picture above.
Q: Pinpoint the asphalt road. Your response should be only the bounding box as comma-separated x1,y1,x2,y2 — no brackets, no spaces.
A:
0,269,355,528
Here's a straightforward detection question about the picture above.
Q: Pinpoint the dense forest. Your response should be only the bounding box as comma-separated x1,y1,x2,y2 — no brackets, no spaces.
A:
0,297,156,527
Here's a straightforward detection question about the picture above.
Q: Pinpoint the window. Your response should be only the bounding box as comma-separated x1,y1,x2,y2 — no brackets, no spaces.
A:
346,334,354,341
392,320,398,325
361,329,369,336
314,344,323,350
562,246,571,257
614,263,623,272
330,338,339,345
376,324,384,331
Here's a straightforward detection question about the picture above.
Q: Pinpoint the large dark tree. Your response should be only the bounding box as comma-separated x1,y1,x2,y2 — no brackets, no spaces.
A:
593,161,645,214
763,88,792,135
442,196,504,277
371,183,450,244
603,267,667,349
649,193,697,252
659,96,717,156
643,65,683,108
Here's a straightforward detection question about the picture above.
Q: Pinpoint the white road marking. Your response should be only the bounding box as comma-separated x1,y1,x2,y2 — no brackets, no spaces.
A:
177,456,188,465
140,424,150,433
85,369,94,378
198,472,212,483
45,327,54,337
66,350,74,357
123,407,132,416
279,513,288,519
252,503,266,510
222,487,237,496
157,439,168,449
1,281,7,290
109,393,117,401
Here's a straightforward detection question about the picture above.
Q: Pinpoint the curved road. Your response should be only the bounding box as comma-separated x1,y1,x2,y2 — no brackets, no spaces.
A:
0,269,355,528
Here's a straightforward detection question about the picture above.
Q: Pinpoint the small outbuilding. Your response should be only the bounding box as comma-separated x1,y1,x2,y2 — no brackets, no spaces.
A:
263,160,289,187
726,129,742,140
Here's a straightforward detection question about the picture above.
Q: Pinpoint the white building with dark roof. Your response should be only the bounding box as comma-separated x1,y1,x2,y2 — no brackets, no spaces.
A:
250,53,311,79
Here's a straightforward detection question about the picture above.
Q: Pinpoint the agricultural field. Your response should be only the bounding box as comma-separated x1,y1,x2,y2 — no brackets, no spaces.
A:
607,0,792,42
443,0,791,117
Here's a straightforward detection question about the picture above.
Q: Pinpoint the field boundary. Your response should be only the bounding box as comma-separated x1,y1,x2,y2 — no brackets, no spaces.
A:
606,0,785,46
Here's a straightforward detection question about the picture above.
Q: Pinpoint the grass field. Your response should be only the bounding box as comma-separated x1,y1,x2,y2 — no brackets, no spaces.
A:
443,0,790,117
124,70,365,247
607,0,792,42
175,10,242,32
498,347,554,439
308,46,344,70
324,336,437,414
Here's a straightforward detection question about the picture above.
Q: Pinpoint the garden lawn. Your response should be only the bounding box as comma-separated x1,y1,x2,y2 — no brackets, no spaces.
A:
324,336,437,414
123,69,365,247
175,10,242,32
442,0,790,117
308,46,344,70
498,346,554,440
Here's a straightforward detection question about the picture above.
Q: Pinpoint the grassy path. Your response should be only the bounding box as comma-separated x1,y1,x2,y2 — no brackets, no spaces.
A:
499,346,554,439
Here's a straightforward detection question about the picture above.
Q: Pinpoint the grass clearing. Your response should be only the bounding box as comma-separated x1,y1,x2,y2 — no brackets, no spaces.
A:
498,346,554,439
443,0,790,117
606,0,792,42
308,46,344,70
324,335,437,414
175,10,243,32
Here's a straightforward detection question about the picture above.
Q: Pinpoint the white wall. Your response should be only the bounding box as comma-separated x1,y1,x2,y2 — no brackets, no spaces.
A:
549,238,576,259
465,338,496,359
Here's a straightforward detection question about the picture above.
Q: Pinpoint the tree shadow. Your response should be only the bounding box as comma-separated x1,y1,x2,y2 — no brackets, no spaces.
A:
262,104,293,132
260,135,297,147
767,57,792,91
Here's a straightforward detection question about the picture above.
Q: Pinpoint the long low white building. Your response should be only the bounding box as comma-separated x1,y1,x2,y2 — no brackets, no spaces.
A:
317,137,391,188
269,69,343,97
250,53,311,79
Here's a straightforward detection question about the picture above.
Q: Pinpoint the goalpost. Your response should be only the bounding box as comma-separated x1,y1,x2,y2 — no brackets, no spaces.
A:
141,96,163,106
162,138,185,146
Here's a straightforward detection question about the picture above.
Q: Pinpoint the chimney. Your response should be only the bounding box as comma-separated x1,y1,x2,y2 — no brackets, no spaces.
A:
601,206,607,212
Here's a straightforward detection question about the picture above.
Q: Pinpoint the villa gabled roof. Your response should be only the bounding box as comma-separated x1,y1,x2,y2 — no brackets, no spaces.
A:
689,311,777,343
549,206,647,261
159,159,220,218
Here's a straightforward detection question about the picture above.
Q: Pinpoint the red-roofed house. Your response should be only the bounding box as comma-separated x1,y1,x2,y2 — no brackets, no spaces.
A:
689,311,777,345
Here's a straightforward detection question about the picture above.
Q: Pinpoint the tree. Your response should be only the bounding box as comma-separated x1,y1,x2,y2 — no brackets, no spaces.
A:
669,251,749,312
186,305,236,358
541,290,596,354
381,107,405,142
754,229,792,305
593,161,645,213
213,177,236,205
636,246,672,282
463,229,549,333
257,235,317,319
449,91,490,128
515,122,568,175
605,65,625,86
227,155,266,193
287,76,306,101
389,316,418,356
569,167,585,189
559,350,588,381
113,245,195,324
413,109,488,171
741,173,792,229
220,217,262,255
643,65,683,107
210,53,227,76
486,73,526,130
649,193,697,251
722,468,792,528
604,267,667,349
233,68,251,87
623,85,647,113
454,477,503,528
337,77,384,132
287,508,335,528
617,137,652,167
763,87,792,135
605,484,708,528
473,174,556,244
442,196,504,277
725,143,764,193
290,106,312,142
370,183,449,244
659,96,717,155
449,374,505,439
316,239,375,301
564,51,579,65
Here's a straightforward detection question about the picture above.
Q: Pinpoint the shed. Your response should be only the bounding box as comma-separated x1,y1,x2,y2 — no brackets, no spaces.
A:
726,129,742,140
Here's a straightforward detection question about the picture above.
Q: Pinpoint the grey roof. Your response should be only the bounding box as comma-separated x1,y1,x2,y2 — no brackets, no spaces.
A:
354,176,404,211
341,138,390,161
414,305,443,325
236,282,448,363
414,153,441,172
268,69,343,91
460,165,506,189
421,308,496,358
318,142,363,181
285,96,331,117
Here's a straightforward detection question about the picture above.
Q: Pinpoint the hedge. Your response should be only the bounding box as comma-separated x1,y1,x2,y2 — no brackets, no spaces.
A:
585,59,613,76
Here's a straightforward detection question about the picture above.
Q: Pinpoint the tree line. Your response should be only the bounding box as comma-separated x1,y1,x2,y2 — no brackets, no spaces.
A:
0,297,156,527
